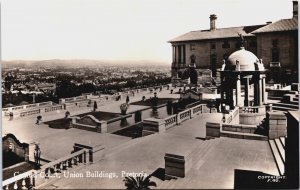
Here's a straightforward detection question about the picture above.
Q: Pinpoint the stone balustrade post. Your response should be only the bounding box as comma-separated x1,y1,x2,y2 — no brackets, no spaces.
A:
83,151,86,164
89,149,93,163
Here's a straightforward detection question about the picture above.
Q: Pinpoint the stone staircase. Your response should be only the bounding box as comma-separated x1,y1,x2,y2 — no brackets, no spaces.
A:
152,138,222,189
36,134,156,189
268,137,285,175
105,133,157,158
272,94,299,112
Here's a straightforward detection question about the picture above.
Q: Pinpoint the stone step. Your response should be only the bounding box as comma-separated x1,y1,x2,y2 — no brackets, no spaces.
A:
268,96,282,101
269,140,285,175
158,139,222,189
279,137,285,147
220,131,268,141
285,100,299,106
272,106,298,112
188,138,221,169
272,102,299,109
188,141,211,164
274,138,285,163
105,134,156,158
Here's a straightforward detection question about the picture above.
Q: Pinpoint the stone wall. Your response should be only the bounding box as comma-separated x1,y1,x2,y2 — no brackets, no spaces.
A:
172,36,257,70
239,112,265,125
267,112,287,139
2,134,29,163
256,31,298,69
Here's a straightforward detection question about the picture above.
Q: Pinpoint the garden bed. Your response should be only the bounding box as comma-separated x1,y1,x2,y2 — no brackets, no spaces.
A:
77,111,121,121
44,118,72,129
112,123,143,138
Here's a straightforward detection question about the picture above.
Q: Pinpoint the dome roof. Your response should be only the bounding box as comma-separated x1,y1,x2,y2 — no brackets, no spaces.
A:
224,47,264,71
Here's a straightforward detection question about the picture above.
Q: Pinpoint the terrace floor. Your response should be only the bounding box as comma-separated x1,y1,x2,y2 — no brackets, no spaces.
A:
2,87,278,189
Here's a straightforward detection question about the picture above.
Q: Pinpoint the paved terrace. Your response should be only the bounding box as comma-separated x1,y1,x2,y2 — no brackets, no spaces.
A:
2,88,179,159
2,88,278,189
37,113,277,189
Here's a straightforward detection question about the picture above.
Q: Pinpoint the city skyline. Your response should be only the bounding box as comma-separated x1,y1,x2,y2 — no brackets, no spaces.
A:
1,0,293,63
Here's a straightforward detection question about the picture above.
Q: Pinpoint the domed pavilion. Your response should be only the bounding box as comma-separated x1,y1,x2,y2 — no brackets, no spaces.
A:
220,46,267,110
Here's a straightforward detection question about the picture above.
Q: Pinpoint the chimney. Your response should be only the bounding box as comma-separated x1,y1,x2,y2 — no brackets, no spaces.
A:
293,1,298,18
266,21,272,25
210,14,217,30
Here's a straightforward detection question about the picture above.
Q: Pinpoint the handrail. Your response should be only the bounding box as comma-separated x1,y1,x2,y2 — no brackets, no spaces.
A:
3,169,35,186
41,149,86,170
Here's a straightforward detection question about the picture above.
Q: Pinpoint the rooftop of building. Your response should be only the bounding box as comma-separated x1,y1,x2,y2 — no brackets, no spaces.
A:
252,17,298,34
169,25,266,43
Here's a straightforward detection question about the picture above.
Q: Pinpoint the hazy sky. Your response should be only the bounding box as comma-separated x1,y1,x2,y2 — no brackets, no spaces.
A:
1,0,293,62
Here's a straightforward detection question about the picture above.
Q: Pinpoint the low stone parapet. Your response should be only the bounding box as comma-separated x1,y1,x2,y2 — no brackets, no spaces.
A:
164,153,186,178
222,123,257,134
142,118,165,133
206,122,221,138
72,115,107,133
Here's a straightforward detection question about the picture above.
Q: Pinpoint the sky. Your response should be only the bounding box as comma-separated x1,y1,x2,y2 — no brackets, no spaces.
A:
0,0,294,63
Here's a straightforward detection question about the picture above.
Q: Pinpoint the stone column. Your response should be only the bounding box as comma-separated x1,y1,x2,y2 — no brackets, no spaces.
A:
174,46,177,64
258,75,263,106
262,76,266,104
236,75,241,106
182,46,184,64
172,46,175,63
244,78,249,106
254,76,262,106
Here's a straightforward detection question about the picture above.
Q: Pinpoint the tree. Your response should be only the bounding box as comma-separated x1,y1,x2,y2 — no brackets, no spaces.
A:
123,175,157,190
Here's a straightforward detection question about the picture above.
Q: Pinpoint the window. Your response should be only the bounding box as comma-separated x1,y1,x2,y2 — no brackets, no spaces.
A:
190,44,196,51
211,43,216,49
272,39,278,47
272,48,280,62
222,41,230,49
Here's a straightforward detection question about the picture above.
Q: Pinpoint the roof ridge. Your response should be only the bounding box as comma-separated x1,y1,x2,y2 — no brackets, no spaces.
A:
189,24,266,32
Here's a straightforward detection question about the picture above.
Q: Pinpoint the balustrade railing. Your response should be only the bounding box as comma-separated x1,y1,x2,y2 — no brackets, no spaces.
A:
12,106,23,111
20,109,41,117
192,104,203,114
164,115,177,128
240,106,260,113
225,106,239,123
3,170,36,190
45,105,63,112
3,149,90,190
179,110,191,121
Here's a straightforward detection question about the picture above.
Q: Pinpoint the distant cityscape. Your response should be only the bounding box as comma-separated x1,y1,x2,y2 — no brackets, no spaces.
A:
2,60,171,106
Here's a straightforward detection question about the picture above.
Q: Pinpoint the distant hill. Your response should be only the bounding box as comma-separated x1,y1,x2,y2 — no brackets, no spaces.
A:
1,59,170,69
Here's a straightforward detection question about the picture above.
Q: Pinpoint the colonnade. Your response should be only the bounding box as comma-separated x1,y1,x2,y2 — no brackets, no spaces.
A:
221,72,266,108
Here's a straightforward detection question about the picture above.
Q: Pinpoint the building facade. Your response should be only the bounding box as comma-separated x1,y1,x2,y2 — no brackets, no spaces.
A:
169,1,298,84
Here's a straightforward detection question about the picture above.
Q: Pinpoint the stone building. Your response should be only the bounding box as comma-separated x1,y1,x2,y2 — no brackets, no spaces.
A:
169,1,298,84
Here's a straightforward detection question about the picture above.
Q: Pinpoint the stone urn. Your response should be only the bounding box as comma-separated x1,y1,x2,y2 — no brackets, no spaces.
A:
120,103,129,115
